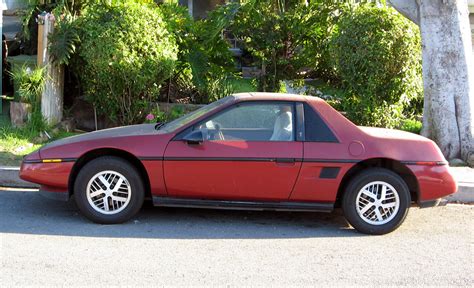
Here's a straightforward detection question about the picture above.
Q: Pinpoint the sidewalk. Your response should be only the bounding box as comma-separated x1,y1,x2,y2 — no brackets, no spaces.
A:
446,167,474,203
0,165,472,203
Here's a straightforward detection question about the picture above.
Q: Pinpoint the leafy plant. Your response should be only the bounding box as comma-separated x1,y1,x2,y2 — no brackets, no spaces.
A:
18,0,91,55
169,106,185,120
74,1,178,125
330,4,422,128
159,2,236,103
9,65,46,105
27,108,48,133
8,64,47,132
231,0,348,92
400,119,422,134
48,18,80,65
144,105,166,124
143,104,188,124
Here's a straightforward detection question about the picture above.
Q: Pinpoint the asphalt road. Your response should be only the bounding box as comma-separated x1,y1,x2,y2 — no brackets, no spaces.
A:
0,189,472,286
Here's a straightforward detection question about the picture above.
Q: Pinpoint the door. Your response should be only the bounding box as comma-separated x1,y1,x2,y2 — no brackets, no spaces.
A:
163,101,303,201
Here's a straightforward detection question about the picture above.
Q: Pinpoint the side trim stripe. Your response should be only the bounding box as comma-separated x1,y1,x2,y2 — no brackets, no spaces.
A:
303,158,359,163
22,160,42,164
152,196,334,212
163,157,303,162
400,161,447,166
24,157,446,166
140,157,362,163
23,158,77,164
138,156,164,161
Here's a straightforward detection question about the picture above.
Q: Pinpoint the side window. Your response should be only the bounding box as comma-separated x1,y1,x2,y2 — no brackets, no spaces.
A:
195,102,295,141
304,103,338,142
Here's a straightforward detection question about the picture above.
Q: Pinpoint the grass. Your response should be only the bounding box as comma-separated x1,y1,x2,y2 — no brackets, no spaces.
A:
399,119,422,134
300,79,347,98
230,77,257,93
0,114,79,166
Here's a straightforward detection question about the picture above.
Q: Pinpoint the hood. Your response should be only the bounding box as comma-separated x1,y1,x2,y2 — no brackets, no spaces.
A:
42,124,157,150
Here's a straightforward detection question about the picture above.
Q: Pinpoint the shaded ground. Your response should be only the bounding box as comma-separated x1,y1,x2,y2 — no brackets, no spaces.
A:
0,189,472,286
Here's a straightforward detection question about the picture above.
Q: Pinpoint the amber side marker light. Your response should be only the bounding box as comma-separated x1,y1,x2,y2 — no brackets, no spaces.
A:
42,159,62,163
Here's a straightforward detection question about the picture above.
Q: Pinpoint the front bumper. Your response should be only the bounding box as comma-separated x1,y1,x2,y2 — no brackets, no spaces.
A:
20,161,74,198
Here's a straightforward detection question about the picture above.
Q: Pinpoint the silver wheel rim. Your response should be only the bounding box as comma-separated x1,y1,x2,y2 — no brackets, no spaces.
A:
86,170,132,215
356,181,400,225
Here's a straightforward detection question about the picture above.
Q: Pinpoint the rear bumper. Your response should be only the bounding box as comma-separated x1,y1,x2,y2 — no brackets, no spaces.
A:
407,164,458,205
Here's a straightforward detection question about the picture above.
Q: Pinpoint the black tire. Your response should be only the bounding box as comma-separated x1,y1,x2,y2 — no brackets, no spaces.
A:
74,156,145,224
342,168,410,235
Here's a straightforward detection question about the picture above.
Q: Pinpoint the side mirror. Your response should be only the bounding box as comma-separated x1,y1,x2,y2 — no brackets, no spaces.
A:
183,130,204,145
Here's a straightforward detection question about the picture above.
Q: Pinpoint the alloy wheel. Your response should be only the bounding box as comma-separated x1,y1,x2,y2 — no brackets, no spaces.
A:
86,170,132,215
355,181,400,225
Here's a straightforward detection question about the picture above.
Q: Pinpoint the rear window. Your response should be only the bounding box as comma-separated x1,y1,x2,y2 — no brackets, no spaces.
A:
304,103,338,142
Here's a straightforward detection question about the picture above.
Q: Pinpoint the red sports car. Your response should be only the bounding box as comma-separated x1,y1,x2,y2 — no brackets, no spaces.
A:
20,93,457,234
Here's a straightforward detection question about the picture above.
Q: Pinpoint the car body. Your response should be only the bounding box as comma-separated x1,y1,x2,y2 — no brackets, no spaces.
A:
20,93,457,234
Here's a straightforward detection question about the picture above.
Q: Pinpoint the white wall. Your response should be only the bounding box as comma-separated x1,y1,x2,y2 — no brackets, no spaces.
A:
1,0,26,11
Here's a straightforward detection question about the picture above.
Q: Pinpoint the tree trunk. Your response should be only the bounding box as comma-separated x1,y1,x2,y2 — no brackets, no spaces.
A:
390,0,474,165
38,13,64,125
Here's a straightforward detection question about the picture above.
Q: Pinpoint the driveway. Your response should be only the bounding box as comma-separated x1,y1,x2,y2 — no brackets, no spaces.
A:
0,189,472,286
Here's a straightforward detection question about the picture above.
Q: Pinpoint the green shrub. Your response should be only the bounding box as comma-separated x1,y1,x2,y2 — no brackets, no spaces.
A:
159,2,236,103
144,105,166,124
231,0,348,92
48,16,81,66
144,104,189,124
400,119,422,134
331,4,423,128
75,1,178,125
298,0,350,81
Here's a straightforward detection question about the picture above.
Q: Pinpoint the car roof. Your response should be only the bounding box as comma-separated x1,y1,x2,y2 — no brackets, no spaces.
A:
232,92,321,103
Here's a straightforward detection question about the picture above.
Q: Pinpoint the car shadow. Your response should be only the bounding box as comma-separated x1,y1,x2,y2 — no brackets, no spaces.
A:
0,190,365,239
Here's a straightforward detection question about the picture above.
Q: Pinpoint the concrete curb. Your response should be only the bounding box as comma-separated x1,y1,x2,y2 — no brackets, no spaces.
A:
445,182,474,203
0,167,39,189
1,166,473,203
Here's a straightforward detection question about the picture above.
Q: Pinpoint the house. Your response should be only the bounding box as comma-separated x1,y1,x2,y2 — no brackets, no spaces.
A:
1,0,24,14
178,0,226,19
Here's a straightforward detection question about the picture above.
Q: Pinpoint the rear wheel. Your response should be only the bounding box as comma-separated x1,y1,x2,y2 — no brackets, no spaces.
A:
74,156,144,224
342,168,410,235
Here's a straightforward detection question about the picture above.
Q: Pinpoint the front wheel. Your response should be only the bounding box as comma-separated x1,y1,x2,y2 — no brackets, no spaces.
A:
74,156,145,224
342,168,411,235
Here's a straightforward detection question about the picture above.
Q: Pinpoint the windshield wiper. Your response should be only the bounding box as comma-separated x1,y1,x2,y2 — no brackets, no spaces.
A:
154,122,166,130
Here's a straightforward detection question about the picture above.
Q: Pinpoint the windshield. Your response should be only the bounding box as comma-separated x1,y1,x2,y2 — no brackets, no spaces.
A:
156,96,236,133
